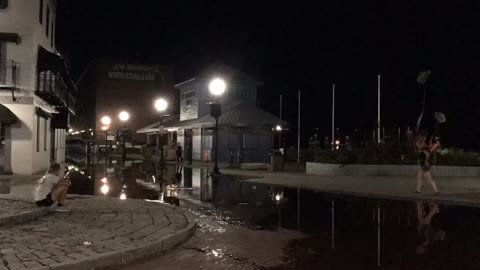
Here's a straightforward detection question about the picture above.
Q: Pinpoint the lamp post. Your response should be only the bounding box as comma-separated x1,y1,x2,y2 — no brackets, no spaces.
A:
209,78,226,174
100,116,111,158
275,125,283,150
154,97,169,182
118,111,130,162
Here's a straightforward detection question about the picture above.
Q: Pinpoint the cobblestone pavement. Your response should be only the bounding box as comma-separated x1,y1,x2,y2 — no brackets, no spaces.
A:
0,198,195,270
121,205,303,270
0,200,36,218
0,199,48,226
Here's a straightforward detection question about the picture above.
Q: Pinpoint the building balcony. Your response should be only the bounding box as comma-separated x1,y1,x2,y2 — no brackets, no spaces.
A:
35,71,76,114
0,59,17,89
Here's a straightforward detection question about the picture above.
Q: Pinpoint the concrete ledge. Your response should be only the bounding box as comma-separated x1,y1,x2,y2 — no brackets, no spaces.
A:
307,162,480,177
240,163,268,170
0,200,50,226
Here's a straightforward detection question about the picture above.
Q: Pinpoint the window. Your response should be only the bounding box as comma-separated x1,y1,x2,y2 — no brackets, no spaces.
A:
0,123,5,147
0,0,8,9
44,118,47,151
46,6,50,37
36,115,40,152
39,0,43,24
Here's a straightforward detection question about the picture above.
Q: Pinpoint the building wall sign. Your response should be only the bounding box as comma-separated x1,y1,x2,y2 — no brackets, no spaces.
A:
106,64,162,81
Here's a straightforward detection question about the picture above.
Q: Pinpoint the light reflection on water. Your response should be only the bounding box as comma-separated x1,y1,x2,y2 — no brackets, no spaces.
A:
66,159,480,269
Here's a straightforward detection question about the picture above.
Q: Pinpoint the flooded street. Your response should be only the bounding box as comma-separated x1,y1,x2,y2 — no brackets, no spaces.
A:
67,159,480,269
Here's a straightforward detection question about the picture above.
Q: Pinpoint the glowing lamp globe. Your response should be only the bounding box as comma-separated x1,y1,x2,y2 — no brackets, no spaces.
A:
154,98,168,112
208,78,227,96
118,111,130,122
101,116,111,126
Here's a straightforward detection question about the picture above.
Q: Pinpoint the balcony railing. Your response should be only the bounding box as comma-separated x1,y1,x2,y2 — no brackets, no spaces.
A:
0,59,17,88
35,70,77,114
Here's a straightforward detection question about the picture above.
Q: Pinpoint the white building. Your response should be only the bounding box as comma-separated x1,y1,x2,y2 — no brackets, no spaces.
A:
138,66,285,163
0,0,76,174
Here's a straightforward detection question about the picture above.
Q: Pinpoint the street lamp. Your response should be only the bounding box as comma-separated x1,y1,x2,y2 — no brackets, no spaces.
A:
209,78,227,174
100,116,111,157
118,111,130,161
154,97,169,182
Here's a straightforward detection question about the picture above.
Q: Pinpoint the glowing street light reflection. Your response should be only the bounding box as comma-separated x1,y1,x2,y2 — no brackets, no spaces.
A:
119,192,127,200
100,184,109,195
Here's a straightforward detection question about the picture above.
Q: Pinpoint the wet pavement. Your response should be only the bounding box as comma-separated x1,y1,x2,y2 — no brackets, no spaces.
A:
5,157,480,269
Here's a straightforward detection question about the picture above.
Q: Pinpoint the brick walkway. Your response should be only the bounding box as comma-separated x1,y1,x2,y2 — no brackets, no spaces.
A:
0,200,36,218
0,198,195,270
121,206,302,270
0,200,49,226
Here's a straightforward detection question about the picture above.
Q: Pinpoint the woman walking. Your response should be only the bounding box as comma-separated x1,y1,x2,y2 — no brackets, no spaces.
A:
415,134,440,195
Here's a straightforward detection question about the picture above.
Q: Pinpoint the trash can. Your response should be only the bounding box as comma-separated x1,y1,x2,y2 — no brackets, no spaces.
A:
269,150,284,172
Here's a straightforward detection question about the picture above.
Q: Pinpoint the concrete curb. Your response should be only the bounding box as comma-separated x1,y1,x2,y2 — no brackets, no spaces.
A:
43,210,197,270
0,200,50,226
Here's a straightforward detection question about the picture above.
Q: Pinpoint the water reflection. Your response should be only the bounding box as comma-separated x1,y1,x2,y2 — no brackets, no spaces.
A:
416,200,444,255
65,158,480,268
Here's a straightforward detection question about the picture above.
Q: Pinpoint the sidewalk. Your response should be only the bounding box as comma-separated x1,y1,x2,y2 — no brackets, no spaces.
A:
0,174,197,270
243,173,480,207
0,197,196,270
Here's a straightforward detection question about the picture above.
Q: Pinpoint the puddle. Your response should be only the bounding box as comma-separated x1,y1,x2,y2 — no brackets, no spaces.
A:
68,158,480,269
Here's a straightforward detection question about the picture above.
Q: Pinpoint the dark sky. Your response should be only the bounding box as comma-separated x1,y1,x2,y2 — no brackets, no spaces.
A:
57,1,480,149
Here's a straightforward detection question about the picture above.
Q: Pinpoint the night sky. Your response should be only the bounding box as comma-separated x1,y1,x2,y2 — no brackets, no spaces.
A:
57,1,480,149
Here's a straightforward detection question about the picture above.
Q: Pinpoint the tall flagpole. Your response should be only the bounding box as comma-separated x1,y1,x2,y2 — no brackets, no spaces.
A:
332,83,335,151
297,91,301,164
377,74,381,144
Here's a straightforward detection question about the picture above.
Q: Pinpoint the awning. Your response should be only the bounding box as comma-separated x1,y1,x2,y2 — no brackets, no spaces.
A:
0,105,17,125
0,32,21,44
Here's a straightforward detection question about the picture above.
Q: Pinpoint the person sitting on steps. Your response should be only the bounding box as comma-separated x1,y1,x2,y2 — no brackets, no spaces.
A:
34,163,71,212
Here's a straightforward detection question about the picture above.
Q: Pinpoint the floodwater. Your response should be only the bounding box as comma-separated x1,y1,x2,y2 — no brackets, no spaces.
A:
67,158,480,269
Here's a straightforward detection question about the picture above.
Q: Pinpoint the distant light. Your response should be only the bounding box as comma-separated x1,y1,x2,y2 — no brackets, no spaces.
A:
208,78,227,96
101,177,107,183
101,116,112,126
275,125,282,131
335,140,340,145
154,98,168,112
68,128,74,133
101,126,108,131
118,111,130,122
100,184,109,195
275,194,281,201
167,128,178,132
119,192,127,200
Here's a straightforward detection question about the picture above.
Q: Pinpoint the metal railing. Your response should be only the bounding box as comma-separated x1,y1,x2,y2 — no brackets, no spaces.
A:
0,59,17,88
